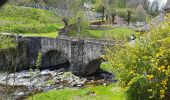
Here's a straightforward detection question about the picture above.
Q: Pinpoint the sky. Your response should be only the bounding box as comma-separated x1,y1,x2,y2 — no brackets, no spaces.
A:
149,0,167,9
149,0,167,5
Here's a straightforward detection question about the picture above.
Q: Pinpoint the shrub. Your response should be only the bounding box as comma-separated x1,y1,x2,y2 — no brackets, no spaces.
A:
0,35,16,49
105,15,170,100
116,8,138,23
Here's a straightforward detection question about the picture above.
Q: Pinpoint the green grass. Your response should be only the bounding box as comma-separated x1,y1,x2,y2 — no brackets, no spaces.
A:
0,5,134,40
27,83,125,100
0,5,64,35
84,27,135,40
23,32,58,38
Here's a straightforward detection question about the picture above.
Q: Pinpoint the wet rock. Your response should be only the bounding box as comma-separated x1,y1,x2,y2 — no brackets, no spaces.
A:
70,81,77,87
103,83,107,86
58,72,64,75
57,68,65,72
14,92,25,96
40,70,51,76
76,84,83,87
57,85,64,89
0,68,115,99
51,71,58,77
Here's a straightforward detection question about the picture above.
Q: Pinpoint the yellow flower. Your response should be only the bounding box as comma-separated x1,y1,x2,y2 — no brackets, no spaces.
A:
158,66,166,72
147,75,154,80
128,80,133,86
158,67,161,71
160,89,165,99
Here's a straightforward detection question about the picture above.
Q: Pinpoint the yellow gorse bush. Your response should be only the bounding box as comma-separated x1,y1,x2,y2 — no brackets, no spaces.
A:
105,14,170,100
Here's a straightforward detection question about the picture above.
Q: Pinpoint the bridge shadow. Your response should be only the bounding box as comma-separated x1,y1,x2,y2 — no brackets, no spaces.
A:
41,50,70,71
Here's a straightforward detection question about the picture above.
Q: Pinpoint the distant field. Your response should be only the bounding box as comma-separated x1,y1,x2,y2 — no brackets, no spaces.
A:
0,5,64,35
85,27,135,40
27,83,125,100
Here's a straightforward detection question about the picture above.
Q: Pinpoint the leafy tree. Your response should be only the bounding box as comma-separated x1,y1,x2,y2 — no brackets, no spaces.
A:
94,0,108,21
149,0,160,16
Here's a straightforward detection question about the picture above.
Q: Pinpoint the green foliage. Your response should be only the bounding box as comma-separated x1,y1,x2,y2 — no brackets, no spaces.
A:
36,52,42,67
27,83,125,100
115,8,138,23
69,12,90,36
114,0,126,8
24,32,58,38
105,15,170,100
45,80,55,86
0,5,64,34
0,35,16,49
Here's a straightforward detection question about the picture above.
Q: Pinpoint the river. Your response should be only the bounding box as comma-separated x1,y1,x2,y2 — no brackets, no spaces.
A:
0,68,115,100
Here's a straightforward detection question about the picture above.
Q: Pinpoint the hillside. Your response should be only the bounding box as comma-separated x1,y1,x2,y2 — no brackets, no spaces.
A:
0,5,64,37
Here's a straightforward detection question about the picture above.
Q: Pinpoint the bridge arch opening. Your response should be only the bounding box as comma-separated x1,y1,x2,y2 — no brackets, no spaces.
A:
84,58,103,76
0,54,7,71
41,50,70,70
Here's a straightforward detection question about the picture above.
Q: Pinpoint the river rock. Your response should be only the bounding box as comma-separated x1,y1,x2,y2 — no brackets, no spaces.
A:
40,70,51,76
14,92,25,96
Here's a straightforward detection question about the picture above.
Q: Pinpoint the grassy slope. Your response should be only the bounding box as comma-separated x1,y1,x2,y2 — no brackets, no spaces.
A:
27,83,125,100
85,27,135,40
0,5,63,37
0,5,134,39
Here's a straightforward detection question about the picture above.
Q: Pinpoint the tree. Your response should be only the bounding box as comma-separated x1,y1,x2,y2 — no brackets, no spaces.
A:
107,0,117,24
149,0,160,16
127,10,131,25
136,4,147,22
94,0,108,21
61,0,83,27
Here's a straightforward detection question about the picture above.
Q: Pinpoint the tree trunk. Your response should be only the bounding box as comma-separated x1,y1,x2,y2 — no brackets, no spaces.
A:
106,14,108,21
111,13,116,24
124,0,126,8
127,10,131,25
102,6,105,21
62,18,68,27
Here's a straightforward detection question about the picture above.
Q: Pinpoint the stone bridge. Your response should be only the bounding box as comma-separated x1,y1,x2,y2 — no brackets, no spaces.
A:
5,36,116,76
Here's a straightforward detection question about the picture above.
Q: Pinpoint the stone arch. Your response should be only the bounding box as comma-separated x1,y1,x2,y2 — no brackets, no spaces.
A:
84,58,103,76
41,50,70,70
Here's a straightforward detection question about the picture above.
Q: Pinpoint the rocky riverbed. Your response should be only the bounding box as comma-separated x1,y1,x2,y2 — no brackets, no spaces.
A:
0,68,115,100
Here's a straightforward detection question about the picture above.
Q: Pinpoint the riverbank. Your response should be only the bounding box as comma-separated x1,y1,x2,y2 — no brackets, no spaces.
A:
0,68,116,100
27,83,125,100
